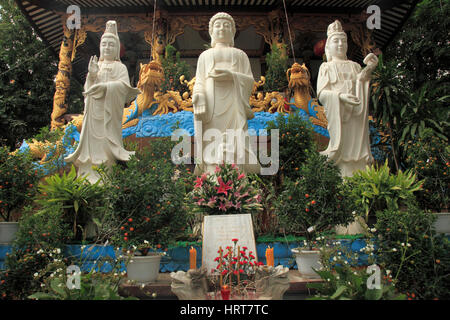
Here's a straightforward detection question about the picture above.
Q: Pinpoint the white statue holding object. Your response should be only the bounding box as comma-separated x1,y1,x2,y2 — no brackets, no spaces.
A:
192,12,260,175
318,20,378,177
65,21,139,183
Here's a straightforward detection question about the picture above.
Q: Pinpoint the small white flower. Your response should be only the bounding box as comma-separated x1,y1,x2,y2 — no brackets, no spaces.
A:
352,211,356,216
37,249,43,254
50,273,54,278
338,252,341,256
344,260,348,264
386,270,391,275
401,243,405,247
370,228,377,233
56,248,61,254
144,240,149,244
336,276,340,280
347,281,351,285
40,283,45,287
407,243,411,247
392,248,397,252
353,271,358,275
33,272,39,278
327,278,330,282
58,283,63,287
333,256,337,261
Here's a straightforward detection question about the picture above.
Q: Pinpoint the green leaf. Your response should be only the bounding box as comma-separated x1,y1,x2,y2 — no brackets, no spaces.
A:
28,292,59,300
330,286,347,300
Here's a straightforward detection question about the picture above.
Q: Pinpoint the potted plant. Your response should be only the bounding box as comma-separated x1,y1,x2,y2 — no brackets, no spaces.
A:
116,241,166,284
404,129,449,233
275,150,354,277
0,146,42,244
345,160,423,227
97,140,190,283
34,165,104,242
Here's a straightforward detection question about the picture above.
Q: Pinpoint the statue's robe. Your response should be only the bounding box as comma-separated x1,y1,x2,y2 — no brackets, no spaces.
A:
317,60,373,177
65,61,139,182
193,47,260,175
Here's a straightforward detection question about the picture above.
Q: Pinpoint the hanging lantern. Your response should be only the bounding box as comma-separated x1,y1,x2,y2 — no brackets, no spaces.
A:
314,39,326,57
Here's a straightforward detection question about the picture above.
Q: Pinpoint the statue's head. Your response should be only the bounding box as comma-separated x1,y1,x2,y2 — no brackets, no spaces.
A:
209,12,236,48
325,20,347,62
100,21,121,62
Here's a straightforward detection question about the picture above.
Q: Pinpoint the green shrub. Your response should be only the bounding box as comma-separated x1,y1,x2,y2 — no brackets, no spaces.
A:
275,150,354,247
0,246,66,300
35,165,105,242
266,111,315,183
0,146,42,221
263,44,288,92
346,160,423,224
161,44,191,93
404,128,449,212
98,139,191,250
308,243,405,300
375,206,450,300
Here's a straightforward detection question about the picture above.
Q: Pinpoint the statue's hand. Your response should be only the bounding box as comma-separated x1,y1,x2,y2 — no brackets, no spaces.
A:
84,83,106,98
363,53,378,69
192,93,206,116
88,55,99,77
340,93,360,106
208,68,233,81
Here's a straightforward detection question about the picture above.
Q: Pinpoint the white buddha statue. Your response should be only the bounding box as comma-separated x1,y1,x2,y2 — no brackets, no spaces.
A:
65,21,139,183
192,12,260,175
318,20,378,177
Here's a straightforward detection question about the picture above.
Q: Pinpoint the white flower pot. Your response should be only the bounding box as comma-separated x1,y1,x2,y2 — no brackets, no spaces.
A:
126,253,161,284
433,212,450,234
0,222,19,244
291,248,321,278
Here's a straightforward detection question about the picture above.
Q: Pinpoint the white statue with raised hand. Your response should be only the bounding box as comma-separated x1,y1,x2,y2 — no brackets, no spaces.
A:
317,20,378,177
192,12,260,175
65,20,139,183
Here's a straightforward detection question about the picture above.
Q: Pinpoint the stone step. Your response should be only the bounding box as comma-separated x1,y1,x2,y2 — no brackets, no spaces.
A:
119,270,322,300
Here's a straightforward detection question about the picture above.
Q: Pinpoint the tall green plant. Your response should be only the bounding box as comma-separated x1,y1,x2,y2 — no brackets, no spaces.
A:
276,151,354,248
35,165,104,242
0,0,83,148
263,44,288,92
0,146,42,221
375,206,450,300
161,44,191,93
346,161,423,223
